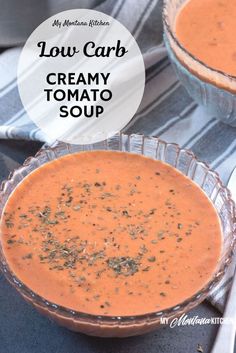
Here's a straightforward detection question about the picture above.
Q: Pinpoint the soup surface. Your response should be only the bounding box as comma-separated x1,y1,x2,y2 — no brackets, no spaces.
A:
1,151,222,316
175,0,236,76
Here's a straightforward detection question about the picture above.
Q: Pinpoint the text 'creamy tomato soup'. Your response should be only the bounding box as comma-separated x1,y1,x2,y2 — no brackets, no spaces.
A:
175,0,236,77
1,151,222,316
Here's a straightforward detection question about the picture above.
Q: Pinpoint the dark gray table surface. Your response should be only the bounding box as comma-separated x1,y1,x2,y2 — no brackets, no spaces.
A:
0,140,229,353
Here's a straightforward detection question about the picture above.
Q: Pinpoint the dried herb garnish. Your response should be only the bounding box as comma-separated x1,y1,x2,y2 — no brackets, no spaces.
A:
22,253,33,260
5,213,14,228
122,210,130,217
159,292,166,297
88,251,105,265
7,239,15,244
139,244,148,255
148,256,156,262
107,256,139,276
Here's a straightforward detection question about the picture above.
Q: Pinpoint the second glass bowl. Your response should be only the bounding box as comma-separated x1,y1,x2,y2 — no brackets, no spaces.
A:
163,0,236,126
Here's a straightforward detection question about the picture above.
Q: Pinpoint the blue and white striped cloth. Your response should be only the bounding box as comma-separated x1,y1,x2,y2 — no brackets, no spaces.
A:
0,0,235,313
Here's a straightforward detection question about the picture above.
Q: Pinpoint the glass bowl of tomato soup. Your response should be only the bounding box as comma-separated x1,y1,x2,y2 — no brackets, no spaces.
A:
0,133,235,337
163,0,236,126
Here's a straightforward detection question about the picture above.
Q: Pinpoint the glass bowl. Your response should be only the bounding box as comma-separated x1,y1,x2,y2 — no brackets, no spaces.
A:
163,0,236,126
0,133,235,337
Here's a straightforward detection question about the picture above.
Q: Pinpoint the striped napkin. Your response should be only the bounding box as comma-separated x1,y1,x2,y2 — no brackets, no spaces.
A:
0,0,235,313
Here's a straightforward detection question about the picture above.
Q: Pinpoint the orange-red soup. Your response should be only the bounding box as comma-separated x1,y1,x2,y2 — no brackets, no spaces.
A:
175,0,236,77
1,151,222,316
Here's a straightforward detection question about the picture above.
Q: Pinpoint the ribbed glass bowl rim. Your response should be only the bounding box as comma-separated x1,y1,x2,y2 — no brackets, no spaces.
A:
0,133,235,324
162,0,236,82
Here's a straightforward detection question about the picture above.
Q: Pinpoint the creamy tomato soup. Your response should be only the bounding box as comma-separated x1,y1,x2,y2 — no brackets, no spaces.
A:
175,0,236,77
1,151,222,316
